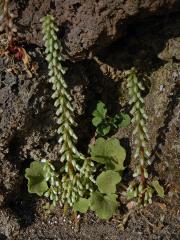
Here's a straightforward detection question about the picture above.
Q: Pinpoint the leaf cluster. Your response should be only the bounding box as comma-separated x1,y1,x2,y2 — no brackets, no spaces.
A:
74,138,126,219
74,171,121,220
92,101,130,136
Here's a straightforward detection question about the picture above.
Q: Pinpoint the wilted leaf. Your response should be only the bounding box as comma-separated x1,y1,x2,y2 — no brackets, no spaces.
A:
152,180,164,198
90,138,126,171
74,198,90,213
96,170,121,194
90,191,119,220
25,161,48,196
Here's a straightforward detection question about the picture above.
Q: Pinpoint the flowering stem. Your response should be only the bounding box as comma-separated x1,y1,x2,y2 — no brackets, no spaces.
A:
127,68,151,204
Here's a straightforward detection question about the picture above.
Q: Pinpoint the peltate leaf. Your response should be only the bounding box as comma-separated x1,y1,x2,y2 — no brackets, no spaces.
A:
73,198,90,213
90,138,126,171
25,161,48,196
105,138,126,171
96,170,121,194
90,138,109,164
152,180,164,198
90,191,119,220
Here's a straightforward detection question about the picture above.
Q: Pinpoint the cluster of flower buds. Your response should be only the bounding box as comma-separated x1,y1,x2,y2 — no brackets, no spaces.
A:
126,68,151,203
60,157,96,206
127,183,153,205
42,15,81,173
42,159,61,207
42,15,95,206
0,0,17,45
127,68,151,172
61,174,85,206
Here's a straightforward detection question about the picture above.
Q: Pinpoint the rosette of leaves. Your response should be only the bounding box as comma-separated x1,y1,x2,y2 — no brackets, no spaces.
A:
74,138,126,219
92,101,130,137
126,68,164,205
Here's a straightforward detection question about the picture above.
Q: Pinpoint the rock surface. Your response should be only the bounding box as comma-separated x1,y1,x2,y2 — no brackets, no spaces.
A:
13,0,180,60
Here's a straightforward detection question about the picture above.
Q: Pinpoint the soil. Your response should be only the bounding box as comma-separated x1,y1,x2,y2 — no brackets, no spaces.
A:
0,2,180,240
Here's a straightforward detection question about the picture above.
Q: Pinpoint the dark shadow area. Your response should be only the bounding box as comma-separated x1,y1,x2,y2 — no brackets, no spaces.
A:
4,185,37,228
66,12,180,156
7,135,26,170
67,59,123,154
4,134,37,228
63,11,180,156
120,137,134,184
120,137,131,168
97,12,180,74
0,234,7,240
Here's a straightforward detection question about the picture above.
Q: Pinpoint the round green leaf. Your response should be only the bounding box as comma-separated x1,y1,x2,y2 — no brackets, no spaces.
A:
90,192,119,220
118,113,131,127
105,138,126,171
92,116,103,127
95,101,107,118
92,101,107,127
73,198,90,213
25,161,48,196
28,179,48,197
96,170,121,194
90,138,126,171
90,138,108,164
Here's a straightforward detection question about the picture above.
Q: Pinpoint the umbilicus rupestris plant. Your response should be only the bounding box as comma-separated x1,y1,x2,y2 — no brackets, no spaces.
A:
126,68,153,205
41,15,95,207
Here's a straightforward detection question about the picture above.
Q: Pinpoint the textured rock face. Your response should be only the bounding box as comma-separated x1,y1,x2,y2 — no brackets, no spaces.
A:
14,0,180,60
